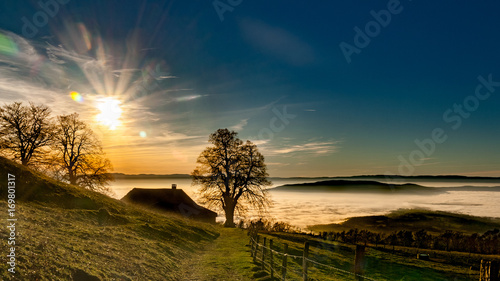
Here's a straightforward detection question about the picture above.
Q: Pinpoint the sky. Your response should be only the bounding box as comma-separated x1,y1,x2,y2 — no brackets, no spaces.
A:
0,0,499,177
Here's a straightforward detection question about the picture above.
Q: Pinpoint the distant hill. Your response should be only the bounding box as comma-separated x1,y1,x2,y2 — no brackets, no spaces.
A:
308,209,500,235
343,175,500,181
270,179,439,193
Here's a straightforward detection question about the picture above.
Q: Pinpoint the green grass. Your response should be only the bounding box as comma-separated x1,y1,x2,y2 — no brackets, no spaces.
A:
0,201,220,280
176,227,263,280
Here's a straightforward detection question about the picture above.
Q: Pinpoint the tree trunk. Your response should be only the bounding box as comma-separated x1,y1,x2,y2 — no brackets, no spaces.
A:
223,199,236,227
69,168,77,185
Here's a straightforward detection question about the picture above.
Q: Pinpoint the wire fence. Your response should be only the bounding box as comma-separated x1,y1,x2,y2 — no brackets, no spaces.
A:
249,235,379,281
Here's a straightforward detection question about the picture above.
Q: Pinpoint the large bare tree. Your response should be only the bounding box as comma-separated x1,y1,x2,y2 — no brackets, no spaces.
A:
0,102,53,166
192,128,271,227
52,113,113,193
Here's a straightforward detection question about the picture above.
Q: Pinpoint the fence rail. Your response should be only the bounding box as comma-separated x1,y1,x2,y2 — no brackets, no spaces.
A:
249,234,378,281
250,233,499,281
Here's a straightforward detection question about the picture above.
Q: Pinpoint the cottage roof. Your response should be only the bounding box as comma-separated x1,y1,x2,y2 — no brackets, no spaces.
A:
121,188,217,218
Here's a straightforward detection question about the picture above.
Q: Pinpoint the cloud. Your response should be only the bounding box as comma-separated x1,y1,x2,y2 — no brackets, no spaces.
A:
273,141,340,156
103,131,204,150
0,28,210,171
230,118,248,131
0,31,80,114
239,19,315,65
251,139,270,146
266,162,291,167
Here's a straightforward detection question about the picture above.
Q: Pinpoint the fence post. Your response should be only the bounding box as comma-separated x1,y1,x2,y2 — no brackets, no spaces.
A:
493,261,500,281
270,239,274,279
281,243,288,281
354,245,366,280
282,243,288,281
303,241,309,281
254,235,258,258
250,235,254,258
262,237,267,271
254,235,259,263
481,260,500,281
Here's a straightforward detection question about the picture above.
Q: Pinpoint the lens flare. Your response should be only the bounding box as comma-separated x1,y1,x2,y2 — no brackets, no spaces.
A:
70,91,83,102
96,98,122,130
0,33,18,56
77,23,92,51
139,131,147,138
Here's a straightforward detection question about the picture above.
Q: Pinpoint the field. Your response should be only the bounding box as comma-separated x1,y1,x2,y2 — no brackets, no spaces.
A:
1,156,498,280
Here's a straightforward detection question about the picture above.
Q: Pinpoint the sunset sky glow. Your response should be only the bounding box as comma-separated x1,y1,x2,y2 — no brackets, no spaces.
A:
0,1,499,177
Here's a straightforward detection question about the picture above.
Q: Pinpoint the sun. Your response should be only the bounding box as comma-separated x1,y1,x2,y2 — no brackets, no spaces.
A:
96,98,122,130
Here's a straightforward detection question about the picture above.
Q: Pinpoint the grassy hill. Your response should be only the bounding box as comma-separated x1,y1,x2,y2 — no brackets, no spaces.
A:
0,156,220,280
309,209,500,235
271,179,439,193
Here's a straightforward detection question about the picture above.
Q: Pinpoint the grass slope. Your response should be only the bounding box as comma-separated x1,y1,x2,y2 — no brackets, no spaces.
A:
309,209,500,235
0,157,219,280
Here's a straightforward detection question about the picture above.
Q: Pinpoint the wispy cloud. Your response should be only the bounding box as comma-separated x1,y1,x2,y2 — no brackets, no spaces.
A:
266,162,291,167
273,141,340,156
103,132,203,150
0,28,211,172
230,118,248,131
239,19,315,66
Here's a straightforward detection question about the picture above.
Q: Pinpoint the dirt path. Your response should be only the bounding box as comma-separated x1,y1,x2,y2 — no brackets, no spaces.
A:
175,228,259,281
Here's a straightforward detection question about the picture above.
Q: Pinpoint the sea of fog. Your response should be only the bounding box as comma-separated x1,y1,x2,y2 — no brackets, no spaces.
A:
108,177,500,229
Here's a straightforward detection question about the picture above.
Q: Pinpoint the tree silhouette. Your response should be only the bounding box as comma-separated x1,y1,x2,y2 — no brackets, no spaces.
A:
414,229,429,249
51,113,113,193
0,102,53,166
192,128,271,227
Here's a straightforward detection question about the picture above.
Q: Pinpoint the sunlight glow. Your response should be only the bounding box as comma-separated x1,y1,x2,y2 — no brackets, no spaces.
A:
96,98,122,130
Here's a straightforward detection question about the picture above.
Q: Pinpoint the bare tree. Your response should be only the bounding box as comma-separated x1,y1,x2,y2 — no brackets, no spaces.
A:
192,128,271,227
0,102,53,166
51,113,113,193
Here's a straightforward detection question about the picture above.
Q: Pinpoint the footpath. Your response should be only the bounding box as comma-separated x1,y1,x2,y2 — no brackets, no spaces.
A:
176,227,265,281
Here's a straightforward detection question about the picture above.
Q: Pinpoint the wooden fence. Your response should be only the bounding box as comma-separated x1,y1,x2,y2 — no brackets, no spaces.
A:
250,234,500,281
480,260,499,281
249,234,375,281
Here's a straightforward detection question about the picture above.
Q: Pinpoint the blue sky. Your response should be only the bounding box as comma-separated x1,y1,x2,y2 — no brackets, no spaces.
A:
0,0,499,176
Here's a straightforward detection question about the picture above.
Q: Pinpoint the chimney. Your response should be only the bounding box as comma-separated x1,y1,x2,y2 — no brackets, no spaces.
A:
172,184,177,190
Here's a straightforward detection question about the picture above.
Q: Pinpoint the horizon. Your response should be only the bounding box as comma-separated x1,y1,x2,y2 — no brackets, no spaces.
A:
111,172,500,179
0,1,499,177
